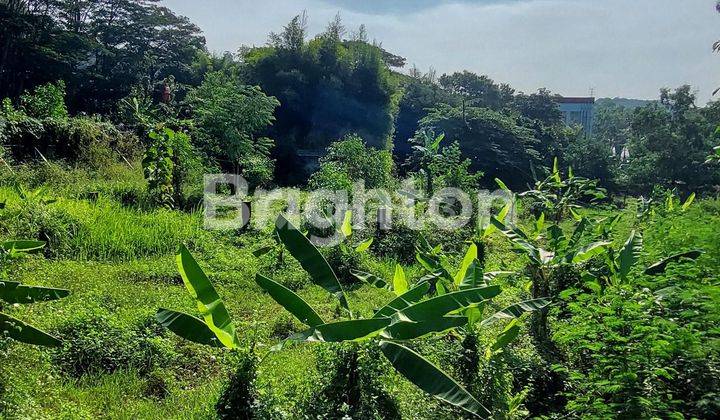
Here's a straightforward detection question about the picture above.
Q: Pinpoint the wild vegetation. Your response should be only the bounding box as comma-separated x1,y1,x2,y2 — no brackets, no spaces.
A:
0,1,719,419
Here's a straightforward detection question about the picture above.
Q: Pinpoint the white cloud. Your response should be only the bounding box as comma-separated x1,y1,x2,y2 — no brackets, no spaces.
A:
163,0,720,103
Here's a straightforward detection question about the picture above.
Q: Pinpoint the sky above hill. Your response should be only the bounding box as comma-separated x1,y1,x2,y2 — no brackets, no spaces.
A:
163,0,720,104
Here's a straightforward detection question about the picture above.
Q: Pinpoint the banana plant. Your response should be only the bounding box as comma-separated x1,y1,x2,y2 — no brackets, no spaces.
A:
488,214,610,345
581,229,703,291
257,214,548,418
519,158,606,223
411,238,514,296
252,210,372,260
159,214,548,418
0,240,69,347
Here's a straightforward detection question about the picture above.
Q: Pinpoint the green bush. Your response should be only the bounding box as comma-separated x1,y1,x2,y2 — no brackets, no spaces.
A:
216,350,263,419
300,343,400,419
19,81,68,120
53,315,176,378
309,135,395,191
555,278,720,418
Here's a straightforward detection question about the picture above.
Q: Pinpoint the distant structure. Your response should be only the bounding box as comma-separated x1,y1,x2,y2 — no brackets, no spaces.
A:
556,97,595,135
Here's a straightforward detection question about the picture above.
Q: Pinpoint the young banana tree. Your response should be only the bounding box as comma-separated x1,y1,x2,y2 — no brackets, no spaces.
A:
159,214,548,418
519,158,606,223
0,241,69,347
582,229,703,291
488,215,610,344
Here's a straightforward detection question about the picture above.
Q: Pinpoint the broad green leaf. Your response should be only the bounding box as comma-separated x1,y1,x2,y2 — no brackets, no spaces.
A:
569,208,582,221
459,260,484,290
430,132,445,151
483,271,514,282
568,218,590,250
535,213,545,237
291,318,391,342
176,245,238,349
0,282,69,304
0,240,45,253
490,319,520,351
252,245,274,257
571,241,611,264
0,312,60,347
156,308,224,348
355,238,373,252
396,286,501,322
393,264,408,295
490,217,540,264
340,210,352,237
454,243,478,285
495,178,510,192
681,192,695,211
275,214,349,310
380,341,490,418
616,230,642,279
481,298,551,326
483,201,511,238
552,157,561,182
350,269,387,289
644,250,703,275
381,316,468,340
374,282,431,318
255,274,324,327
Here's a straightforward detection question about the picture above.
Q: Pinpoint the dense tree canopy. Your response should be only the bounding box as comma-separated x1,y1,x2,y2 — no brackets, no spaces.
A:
418,104,540,189
0,0,206,113
242,14,400,184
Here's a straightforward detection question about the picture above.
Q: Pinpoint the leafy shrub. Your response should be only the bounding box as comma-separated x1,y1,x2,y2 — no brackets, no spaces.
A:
216,350,263,419
555,280,720,418
301,343,401,419
53,315,175,378
309,134,395,191
2,113,140,169
186,71,279,185
19,81,68,120
324,243,363,285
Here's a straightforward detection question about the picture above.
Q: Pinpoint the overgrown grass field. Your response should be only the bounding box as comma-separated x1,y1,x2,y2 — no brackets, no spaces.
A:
1,163,718,419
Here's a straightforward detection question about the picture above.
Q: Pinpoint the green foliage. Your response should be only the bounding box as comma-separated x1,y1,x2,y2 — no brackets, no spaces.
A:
53,315,175,377
186,71,279,186
141,127,203,209
243,14,399,183
620,86,720,194
19,81,68,120
0,0,206,113
519,159,607,222
216,350,262,419
302,343,400,419
309,134,395,190
555,280,720,418
418,104,539,190
0,240,68,347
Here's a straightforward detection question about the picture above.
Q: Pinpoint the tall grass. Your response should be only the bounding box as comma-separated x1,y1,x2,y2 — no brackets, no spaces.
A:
0,187,205,261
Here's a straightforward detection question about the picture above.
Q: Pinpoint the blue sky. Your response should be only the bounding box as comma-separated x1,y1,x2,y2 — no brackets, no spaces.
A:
163,0,720,103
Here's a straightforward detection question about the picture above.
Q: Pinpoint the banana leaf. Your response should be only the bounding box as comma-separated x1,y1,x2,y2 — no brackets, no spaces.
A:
255,274,324,327
0,312,61,347
373,282,431,318
396,286,501,322
0,282,69,304
176,245,238,349
480,298,551,326
291,318,391,342
381,316,468,340
275,214,349,310
156,308,224,348
644,250,703,275
380,341,490,418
